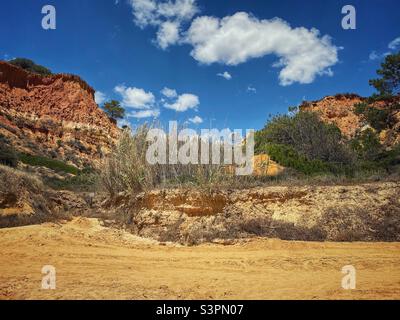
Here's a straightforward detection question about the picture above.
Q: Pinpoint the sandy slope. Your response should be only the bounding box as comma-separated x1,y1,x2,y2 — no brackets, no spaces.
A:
0,218,399,300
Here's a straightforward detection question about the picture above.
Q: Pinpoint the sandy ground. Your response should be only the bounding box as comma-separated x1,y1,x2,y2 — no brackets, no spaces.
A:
0,217,400,300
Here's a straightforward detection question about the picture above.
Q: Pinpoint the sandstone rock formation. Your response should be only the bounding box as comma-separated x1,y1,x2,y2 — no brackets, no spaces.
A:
253,154,285,176
300,94,363,137
0,61,119,168
101,182,400,244
300,93,400,147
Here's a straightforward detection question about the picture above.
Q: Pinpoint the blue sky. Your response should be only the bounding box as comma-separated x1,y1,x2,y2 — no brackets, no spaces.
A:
1,0,399,131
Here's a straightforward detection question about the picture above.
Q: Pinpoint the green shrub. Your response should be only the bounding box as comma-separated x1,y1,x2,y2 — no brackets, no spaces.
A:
354,103,390,131
46,171,99,192
350,129,400,170
263,144,353,176
350,129,383,162
18,153,79,175
9,58,52,76
255,111,355,164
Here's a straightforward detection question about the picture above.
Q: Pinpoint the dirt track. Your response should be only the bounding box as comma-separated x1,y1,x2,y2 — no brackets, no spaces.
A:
1,218,400,300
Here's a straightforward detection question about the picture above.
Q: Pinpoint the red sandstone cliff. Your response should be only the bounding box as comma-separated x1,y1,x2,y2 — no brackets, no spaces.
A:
0,61,119,168
300,94,364,137
300,93,400,147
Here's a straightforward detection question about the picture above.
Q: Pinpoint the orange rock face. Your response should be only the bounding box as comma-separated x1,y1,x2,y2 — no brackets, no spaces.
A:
300,93,400,147
253,154,285,177
300,94,364,137
0,61,119,168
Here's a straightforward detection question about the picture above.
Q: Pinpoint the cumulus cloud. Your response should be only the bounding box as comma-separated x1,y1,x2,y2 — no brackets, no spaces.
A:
188,115,203,124
128,109,160,118
217,71,232,80
157,0,199,22
112,84,200,117
156,21,180,49
164,93,199,112
128,0,199,49
94,91,107,105
161,87,178,98
162,87,200,112
129,0,158,27
114,85,155,109
127,4,340,85
185,12,339,86
388,37,400,50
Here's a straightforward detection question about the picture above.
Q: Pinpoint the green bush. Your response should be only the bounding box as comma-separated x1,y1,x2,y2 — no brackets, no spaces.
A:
350,128,383,162
18,153,79,175
255,111,355,164
9,58,52,76
263,144,353,176
350,129,400,170
354,103,390,131
46,171,99,192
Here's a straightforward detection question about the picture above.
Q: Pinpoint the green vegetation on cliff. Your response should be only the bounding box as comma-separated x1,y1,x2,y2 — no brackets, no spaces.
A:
8,58,52,76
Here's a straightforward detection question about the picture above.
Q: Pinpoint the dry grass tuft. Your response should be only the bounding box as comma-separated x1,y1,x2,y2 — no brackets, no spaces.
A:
101,125,242,196
0,165,73,227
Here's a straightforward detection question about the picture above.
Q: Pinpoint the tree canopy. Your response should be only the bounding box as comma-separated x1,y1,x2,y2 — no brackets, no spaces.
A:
369,52,400,97
103,100,125,121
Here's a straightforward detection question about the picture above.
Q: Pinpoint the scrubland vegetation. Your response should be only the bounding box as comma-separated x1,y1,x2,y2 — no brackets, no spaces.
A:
255,52,400,178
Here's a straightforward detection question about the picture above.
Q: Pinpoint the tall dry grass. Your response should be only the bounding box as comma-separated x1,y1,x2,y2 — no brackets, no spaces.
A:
101,125,233,196
101,124,397,198
0,164,72,227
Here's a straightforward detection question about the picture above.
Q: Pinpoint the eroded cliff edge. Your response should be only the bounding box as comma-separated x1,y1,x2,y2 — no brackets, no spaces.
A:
0,61,119,168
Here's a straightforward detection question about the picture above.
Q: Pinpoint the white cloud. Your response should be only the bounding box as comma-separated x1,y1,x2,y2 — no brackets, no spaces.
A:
162,87,200,112
128,109,160,118
247,85,256,93
369,50,391,61
369,37,400,62
161,87,178,98
128,0,159,28
188,115,203,124
128,0,199,49
388,37,400,50
369,51,380,61
185,12,339,86
157,21,180,49
112,84,200,117
217,71,232,80
164,93,199,112
157,0,199,22
114,85,155,109
94,91,107,105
